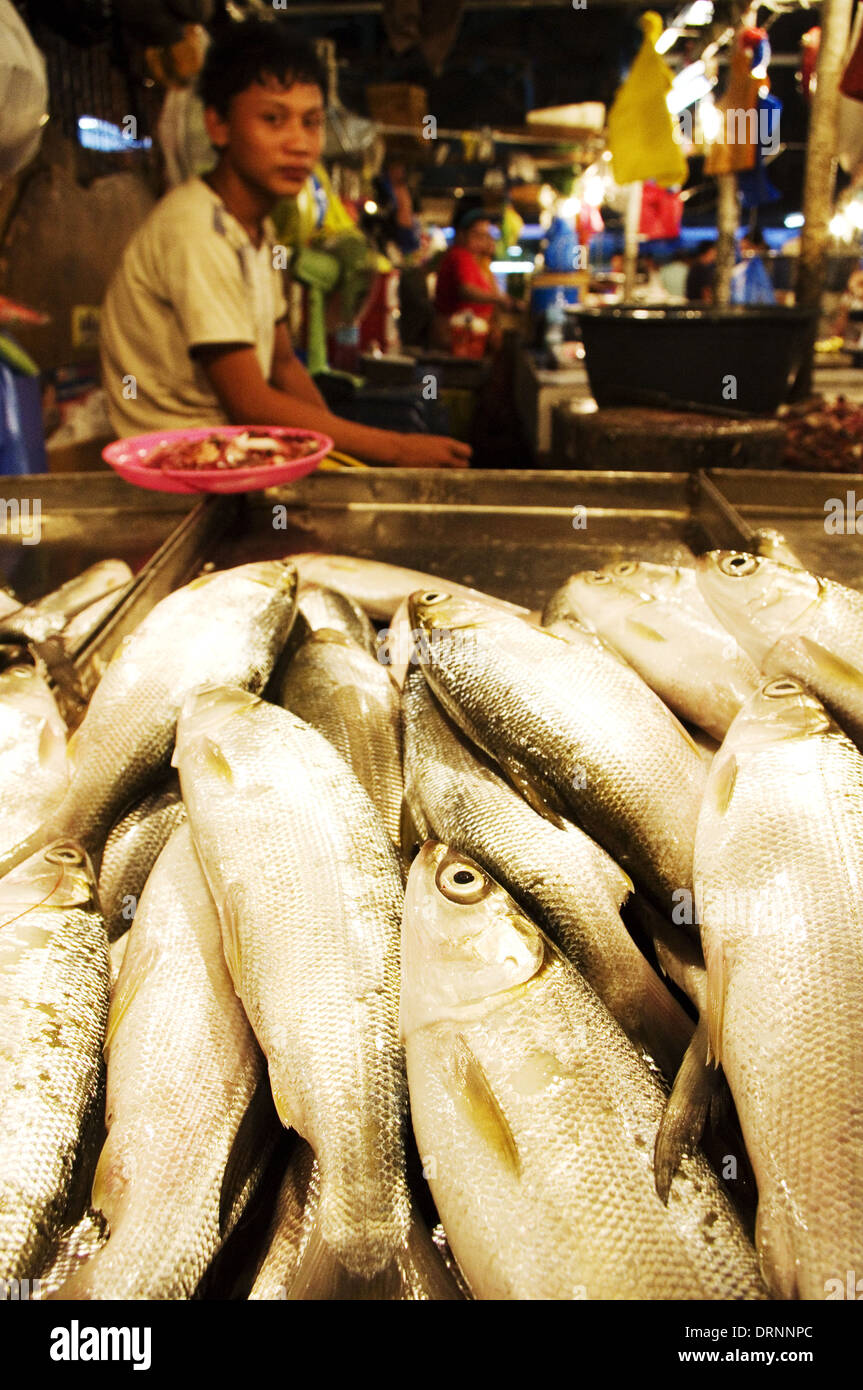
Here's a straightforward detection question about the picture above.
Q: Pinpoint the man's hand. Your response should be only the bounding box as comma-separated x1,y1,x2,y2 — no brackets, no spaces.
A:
394,434,472,469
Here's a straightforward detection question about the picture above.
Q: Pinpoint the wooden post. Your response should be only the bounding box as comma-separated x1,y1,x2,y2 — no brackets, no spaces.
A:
715,172,739,307
623,181,642,300
791,0,855,400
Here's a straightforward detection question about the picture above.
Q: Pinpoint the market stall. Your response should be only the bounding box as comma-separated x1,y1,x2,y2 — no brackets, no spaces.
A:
1,0,863,1337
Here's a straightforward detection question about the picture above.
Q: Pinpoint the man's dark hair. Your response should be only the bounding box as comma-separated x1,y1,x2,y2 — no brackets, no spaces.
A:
199,19,327,117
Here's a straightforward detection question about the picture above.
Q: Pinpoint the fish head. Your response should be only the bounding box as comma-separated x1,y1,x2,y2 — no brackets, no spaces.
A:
696,551,820,665
724,676,833,757
400,841,547,1038
0,839,97,922
560,560,672,623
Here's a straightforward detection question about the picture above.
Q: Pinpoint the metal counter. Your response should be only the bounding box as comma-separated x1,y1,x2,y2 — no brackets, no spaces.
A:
7,469,861,690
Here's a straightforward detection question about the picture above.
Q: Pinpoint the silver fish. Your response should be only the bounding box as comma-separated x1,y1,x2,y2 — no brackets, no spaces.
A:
0,664,68,860
401,843,766,1300
0,560,298,876
279,630,403,846
293,553,529,623
698,549,863,748
175,686,439,1296
409,590,708,920
545,561,760,740
297,583,378,656
695,676,863,1299
0,842,109,1282
401,665,693,1080
98,777,186,942
0,560,133,646
58,822,272,1300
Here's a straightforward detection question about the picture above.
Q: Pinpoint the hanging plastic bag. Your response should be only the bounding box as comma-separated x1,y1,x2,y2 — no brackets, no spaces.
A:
704,28,760,176
729,254,776,306
607,12,688,188
639,182,683,238
0,1,48,185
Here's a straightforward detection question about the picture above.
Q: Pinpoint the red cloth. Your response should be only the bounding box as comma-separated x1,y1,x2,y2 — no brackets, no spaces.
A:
434,246,495,321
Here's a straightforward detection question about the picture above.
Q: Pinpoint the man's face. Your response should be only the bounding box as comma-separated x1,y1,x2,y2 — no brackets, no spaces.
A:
465,221,492,255
206,76,326,199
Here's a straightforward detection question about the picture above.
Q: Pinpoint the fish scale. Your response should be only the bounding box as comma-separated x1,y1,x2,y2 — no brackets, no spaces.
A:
58,821,269,1299
695,679,863,1299
175,687,410,1282
401,665,693,1080
401,843,766,1300
0,561,298,878
409,591,707,918
0,844,109,1283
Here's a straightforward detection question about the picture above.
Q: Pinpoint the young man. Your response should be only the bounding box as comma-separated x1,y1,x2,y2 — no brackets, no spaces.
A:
100,21,470,468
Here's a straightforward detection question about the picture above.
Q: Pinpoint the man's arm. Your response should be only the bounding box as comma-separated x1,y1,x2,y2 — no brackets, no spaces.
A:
194,343,471,469
269,320,329,408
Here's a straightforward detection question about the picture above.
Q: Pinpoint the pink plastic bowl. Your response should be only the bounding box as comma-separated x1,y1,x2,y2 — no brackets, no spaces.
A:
102,426,334,494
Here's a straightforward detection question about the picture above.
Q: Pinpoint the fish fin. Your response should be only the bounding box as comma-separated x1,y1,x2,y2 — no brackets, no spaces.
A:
283,1207,462,1301
796,634,863,687
710,753,737,817
633,958,695,1083
284,1218,400,1300
202,736,234,782
705,943,728,1069
390,1204,465,1300
219,1072,280,1238
653,1016,717,1204
626,618,667,643
219,882,244,994
102,957,143,1058
38,716,68,770
453,1034,520,1176
500,756,567,830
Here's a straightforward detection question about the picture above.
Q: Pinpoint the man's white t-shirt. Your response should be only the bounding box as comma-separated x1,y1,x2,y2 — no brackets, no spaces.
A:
100,177,288,437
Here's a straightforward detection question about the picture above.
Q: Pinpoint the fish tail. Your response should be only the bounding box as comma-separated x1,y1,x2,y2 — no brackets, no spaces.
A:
282,1205,461,1301
653,1016,717,1204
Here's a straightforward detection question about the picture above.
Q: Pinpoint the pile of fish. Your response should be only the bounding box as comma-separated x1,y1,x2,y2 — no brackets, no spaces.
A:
1,545,861,1301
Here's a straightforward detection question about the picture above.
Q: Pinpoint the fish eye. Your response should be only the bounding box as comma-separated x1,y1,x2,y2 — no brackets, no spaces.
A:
584,572,611,586
419,590,448,605
45,845,83,866
436,859,489,904
719,553,760,578
763,678,802,699
611,561,638,577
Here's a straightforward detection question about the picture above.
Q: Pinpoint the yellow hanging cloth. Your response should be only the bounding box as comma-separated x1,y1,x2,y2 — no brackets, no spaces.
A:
704,31,759,176
607,11,688,187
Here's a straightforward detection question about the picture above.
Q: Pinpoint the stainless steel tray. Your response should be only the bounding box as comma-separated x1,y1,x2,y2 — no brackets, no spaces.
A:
7,469,861,694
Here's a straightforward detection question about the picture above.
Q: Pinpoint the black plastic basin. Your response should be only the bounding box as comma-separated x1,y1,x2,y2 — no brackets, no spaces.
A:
575,305,815,417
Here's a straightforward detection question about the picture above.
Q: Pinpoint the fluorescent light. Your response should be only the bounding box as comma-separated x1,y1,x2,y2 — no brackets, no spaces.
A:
507,245,522,256
656,27,680,54
681,0,714,23
667,62,716,115
784,213,804,229
490,260,536,273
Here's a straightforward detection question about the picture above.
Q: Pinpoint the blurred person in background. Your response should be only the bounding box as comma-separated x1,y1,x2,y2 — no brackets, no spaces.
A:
432,209,515,351
729,227,776,306
685,239,717,304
